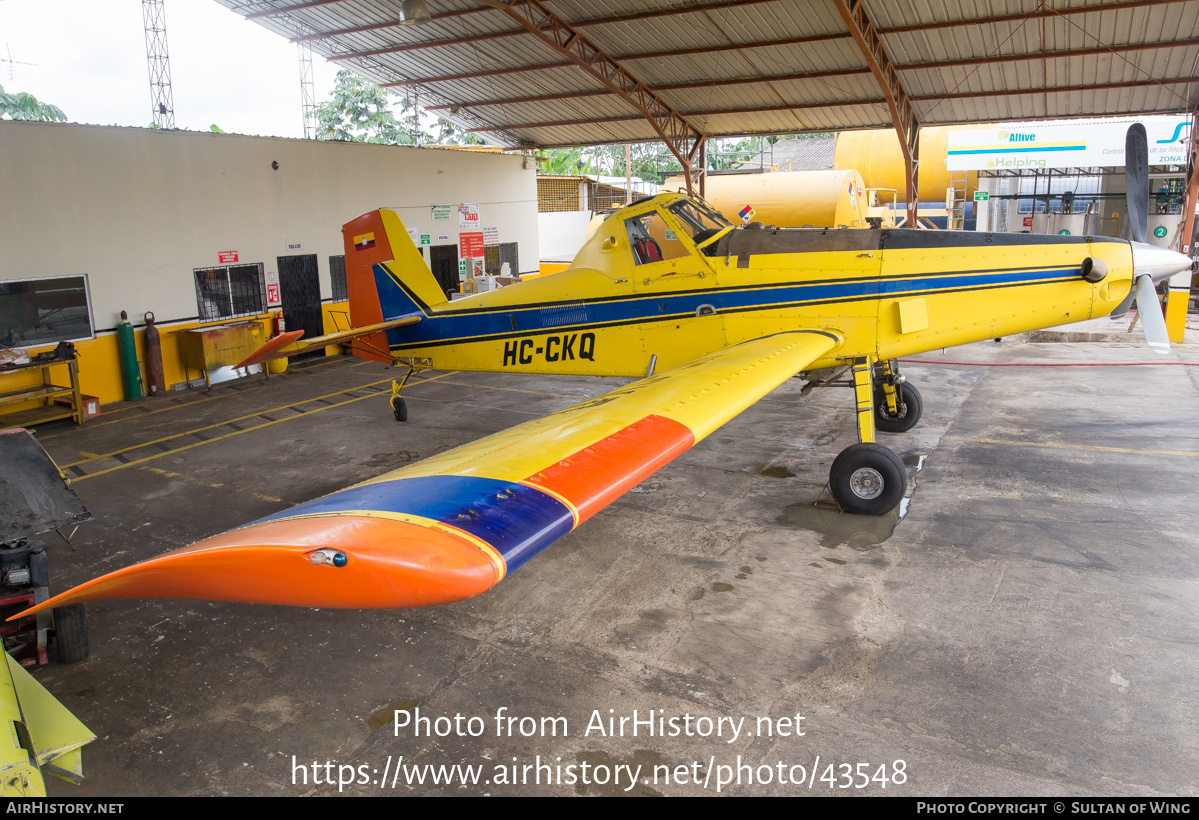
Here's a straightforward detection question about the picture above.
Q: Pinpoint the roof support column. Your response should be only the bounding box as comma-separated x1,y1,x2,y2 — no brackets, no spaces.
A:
1166,109,1199,343
833,0,921,227
682,136,706,197
474,1,707,192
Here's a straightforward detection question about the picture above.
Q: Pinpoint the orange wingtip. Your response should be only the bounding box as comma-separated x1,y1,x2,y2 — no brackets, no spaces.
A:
13,514,502,617
234,330,306,369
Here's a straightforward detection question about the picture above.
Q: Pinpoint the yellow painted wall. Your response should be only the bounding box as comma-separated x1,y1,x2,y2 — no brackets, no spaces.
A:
0,313,278,421
0,305,370,421
322,301,352,356
529,263,571,279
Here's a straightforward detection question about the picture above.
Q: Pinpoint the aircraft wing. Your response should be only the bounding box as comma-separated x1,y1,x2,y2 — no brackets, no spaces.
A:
19,329,841,616
233,314,422,369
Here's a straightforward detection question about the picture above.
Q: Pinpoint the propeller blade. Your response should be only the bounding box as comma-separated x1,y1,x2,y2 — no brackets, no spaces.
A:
1125,124,1149,245
1134,274,1170,355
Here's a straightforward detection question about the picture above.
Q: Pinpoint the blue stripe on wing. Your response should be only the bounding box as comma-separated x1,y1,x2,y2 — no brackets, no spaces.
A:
255,475,574,572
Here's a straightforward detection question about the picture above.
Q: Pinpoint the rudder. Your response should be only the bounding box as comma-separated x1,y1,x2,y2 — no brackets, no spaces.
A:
341,209,448,363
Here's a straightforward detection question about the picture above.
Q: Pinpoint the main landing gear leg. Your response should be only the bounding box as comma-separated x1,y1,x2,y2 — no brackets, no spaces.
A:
873,358,923,434
828,356,907,515
390,367,415,422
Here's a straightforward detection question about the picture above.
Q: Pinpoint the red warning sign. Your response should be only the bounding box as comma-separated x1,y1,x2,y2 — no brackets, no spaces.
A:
460,231,484,258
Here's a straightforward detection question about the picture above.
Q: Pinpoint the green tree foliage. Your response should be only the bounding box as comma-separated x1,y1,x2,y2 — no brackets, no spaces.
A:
315,69,483,146
535,134,836,182
0,84,66,122
427,116,485,146
316,70,413,143
536,146,594,175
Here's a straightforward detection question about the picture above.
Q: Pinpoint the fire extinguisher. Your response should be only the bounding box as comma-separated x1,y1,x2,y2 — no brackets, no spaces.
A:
273,311,286,336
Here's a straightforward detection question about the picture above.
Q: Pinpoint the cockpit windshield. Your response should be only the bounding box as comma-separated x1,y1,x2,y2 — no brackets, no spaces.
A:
669,200,732,238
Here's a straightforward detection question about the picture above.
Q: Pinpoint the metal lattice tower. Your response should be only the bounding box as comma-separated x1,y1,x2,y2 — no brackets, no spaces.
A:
142,0,175,129
297,25,317,139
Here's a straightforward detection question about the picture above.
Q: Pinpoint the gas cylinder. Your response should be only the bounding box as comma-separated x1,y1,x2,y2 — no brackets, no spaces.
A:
116,310,143,401
143,311,167,397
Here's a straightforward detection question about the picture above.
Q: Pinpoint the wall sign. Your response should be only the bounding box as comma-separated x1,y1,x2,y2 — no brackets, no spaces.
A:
459,203,480,229
266,283,281,306
483,226,499,246
948,115,1191,171
432,204,452,220
286,243,302,251
219,250,239,264
437,234,450,242
420,234,431,245
460,231,484,257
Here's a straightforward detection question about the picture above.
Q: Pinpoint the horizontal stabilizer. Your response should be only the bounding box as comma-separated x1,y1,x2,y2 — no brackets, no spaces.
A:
234,315,421,369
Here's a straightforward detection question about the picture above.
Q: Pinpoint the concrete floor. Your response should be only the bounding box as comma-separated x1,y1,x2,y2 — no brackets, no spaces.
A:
25,336,1199,797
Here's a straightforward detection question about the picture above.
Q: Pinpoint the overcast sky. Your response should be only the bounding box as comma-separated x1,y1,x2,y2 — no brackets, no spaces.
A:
0,0,343,137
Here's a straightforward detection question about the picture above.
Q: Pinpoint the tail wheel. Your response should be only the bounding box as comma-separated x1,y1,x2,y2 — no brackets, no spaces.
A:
874,382,923,433
52,603,89,664
829,443,906,515
391,397,408,423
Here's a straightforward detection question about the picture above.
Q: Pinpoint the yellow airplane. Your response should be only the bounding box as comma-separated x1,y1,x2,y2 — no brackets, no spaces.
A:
17,126,1192,617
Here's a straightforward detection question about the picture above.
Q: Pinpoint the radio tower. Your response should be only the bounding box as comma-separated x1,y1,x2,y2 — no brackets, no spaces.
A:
297,23,317,139
142,0,176,129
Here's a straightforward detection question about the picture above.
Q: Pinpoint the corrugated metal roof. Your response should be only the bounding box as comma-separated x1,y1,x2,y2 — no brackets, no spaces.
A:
214,0,1199,148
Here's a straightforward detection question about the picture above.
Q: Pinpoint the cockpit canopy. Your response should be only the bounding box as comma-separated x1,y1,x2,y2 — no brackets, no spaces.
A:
624,198,731,265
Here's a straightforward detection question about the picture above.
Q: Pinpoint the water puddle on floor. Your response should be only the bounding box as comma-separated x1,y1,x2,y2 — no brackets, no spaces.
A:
776,502,905,550
366,698,423,732
756,464,797,478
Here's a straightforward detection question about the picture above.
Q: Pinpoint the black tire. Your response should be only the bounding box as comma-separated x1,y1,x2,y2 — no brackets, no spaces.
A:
874,382,923,433
52,603,89,664
392,396,408,422
829,443,907,515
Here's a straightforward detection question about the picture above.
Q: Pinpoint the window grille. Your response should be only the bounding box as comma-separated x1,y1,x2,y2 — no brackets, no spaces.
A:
329,255,347,301
193,263,266,322
483,243,519,275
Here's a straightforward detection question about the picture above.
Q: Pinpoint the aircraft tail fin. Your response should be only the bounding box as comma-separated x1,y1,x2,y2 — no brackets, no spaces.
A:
341,209,446,363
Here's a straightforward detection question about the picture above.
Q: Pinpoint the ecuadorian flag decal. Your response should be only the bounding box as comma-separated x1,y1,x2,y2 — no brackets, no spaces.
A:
354,232,376,251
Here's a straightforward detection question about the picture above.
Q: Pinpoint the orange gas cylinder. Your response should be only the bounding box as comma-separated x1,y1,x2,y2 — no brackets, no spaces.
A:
143,312,167,397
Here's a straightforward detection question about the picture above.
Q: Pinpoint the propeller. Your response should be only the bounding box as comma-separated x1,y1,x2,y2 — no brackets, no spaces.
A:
1108,123,1188,356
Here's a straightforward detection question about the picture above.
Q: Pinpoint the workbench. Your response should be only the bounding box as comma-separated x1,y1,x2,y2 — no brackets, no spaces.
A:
0,357,84,428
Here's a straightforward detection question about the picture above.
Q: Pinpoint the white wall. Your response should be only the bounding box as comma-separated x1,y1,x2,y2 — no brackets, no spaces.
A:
537,210,593,261
0,122,538,332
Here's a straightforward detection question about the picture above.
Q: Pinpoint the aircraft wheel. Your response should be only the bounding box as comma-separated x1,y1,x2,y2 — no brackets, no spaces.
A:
874,382,922,433
391,397,408,423
52,603,89,664
829,443,906,515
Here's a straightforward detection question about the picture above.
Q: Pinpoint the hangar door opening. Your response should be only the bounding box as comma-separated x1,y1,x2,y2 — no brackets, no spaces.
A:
277,254,323,358
428,245,459,298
